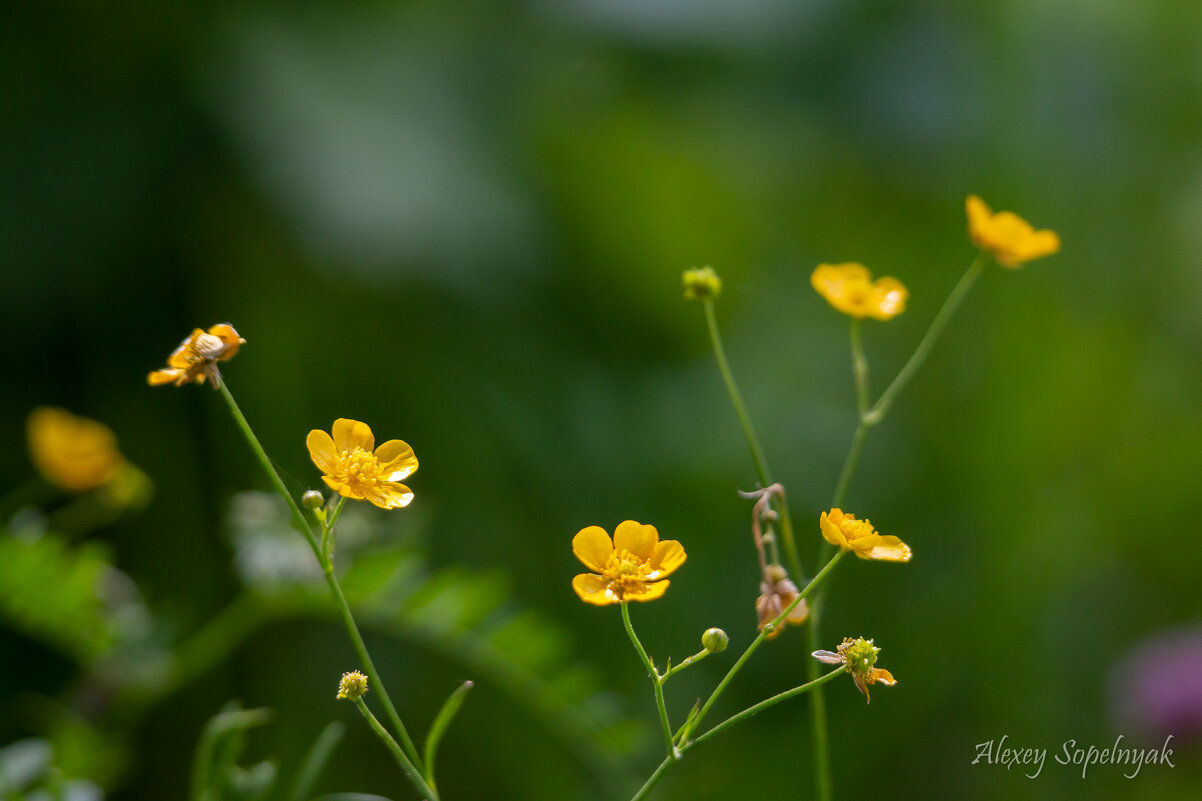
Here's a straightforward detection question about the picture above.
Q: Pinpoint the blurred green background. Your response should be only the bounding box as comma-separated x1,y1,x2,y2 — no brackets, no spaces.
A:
3,1,1201,799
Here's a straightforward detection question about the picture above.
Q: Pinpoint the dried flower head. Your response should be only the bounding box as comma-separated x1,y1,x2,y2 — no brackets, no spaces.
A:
148,323,245,388
571,520,686,605
966,195,1060,268
756,564,809,638
27,407,125,492
811,263,907,320
813,637,897,702
307,419,418,510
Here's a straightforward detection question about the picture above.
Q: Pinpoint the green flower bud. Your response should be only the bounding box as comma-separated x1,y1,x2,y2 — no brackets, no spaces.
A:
302,490,325,510
702,627,729,653
682,266,722,300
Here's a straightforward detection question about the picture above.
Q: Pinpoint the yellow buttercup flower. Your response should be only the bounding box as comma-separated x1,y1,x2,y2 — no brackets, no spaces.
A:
27,407,125,492
811,263,907,320
813,637,897,703
336,670,369,700
571,520,686,605
147,323,245,388
819,508,911,562
966,195,1060,268
306,419,417,510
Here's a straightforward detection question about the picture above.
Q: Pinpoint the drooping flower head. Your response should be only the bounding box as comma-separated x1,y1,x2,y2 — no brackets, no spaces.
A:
307,419,417,510
571,520,686,605
756,564,809,638
27,407,125,492
811,263,908,320
966,195,1060,268
813,637,897,703
819,508,912,562
148,324,245,388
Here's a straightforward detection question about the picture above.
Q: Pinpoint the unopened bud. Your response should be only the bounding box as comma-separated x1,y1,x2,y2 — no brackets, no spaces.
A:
682,266,722,300
302,490,324,510
702,627,729,653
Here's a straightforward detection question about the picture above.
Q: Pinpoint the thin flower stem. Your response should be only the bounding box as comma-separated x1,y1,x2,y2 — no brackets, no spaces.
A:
701,300,804,585
622,601,677,758
217,382,424,773
850,319,869,418
686,550,846,742
629,668,845,801
866,255,986,423
661,648,710,683
353,698,439,801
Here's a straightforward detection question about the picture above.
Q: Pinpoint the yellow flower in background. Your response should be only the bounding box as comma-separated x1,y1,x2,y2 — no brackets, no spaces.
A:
306,419,417,510
571,520,686,605
819,508,911,562
147,323,245,388
27,407,125,492
966,195,1060,268
682,266,722,300
811,263,908,320
813,637,897,703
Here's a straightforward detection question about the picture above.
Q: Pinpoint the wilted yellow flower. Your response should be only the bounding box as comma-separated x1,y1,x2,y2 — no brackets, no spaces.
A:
27,407,125,492
571,520,686,605
682,266,722,300
337,670,369,700
819,508,911,562
306,419,417,510
147,323,245,388
813,637,897,703
966,195,1060,268
811,263,907,320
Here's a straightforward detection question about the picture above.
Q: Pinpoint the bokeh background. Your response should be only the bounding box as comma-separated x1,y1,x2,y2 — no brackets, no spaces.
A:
3,1,1201,799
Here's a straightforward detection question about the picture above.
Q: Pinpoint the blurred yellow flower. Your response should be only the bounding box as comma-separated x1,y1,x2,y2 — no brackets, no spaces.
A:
682,266,722,300
811,263,907,320
27,407,125,492
571,521,686,605
307,419,417,510
813,637,897,703
966,195,1060,268
147,323,245,388
819,508,911,562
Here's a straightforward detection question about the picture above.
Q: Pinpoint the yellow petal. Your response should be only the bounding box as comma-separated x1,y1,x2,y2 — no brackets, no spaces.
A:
966,195,992,232
374,439,418,481
1013,230,1060,263
148,369,181,386
306,429,338,474
572,526,614,572
613,520,658,561
362,481,414,510
870,668,897,686
332,418,374,453
648,539,686,579
572,573,618,605
166,330,204,369
861,535,912,562
623,579,670,603
208,323,245,360
871,277,908,320
819,511,848,549
322,475,363,500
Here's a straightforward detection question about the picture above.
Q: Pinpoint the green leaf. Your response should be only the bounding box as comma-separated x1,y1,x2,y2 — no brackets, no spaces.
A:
290,723,345,801
422,681,473,787
189,703,273,801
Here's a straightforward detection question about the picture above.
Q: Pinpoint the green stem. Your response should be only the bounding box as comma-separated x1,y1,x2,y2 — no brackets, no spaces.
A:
866,255,986,423
661,648,710,683
217,381,423,773
701,300,804,584
622,601,677,758
686,550,846,741
353,698,439,801
629,668,845,801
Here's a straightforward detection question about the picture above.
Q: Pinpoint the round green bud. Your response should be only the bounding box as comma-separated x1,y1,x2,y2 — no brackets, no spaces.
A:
302,490,325,510
682,266,722,300
702,628,729,653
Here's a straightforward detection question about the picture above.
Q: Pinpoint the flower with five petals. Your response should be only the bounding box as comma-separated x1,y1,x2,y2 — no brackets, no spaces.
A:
819,508,911,562
966,195,1060,268
571,521,686,605
811,263,907,320
147,324,245,388
306,419,417,510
